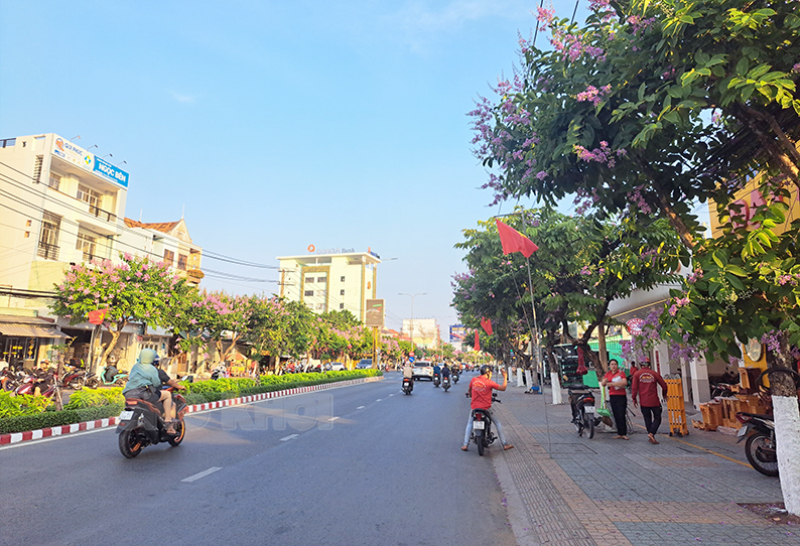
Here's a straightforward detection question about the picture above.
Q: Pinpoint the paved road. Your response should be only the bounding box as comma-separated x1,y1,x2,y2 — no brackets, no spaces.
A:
0,373,518,546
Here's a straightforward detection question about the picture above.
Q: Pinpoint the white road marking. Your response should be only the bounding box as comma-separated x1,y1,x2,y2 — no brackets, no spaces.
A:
389,394,394,397
356,406,365,410
280,434,299,441
376,399,382,402
181,467,222,483
328,416,340,422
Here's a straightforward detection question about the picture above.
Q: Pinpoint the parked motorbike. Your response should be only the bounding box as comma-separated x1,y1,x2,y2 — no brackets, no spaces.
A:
116,387,187,458
402,377,413,395
442,375,451,392
61,366,89,390
433,373,441,388
85,365,128,388
736,412,777,476
469,393,501,456
210,365,227,380
15,369,57,398
1,367,24,392
568,385,600,439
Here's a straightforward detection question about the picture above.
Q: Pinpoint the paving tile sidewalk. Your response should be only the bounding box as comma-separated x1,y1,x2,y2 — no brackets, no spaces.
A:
491,386,798,546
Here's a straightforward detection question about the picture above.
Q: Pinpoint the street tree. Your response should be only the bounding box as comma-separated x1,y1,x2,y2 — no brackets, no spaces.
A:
51,254,193,371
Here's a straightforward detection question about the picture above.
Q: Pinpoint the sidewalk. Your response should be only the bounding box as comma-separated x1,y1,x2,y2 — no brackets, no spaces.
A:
492,385,798,546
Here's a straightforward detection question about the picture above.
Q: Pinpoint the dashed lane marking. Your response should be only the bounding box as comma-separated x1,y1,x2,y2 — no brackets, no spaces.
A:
181,467,222,483
356,406,365,410
280,434,299,441
328,416,340,422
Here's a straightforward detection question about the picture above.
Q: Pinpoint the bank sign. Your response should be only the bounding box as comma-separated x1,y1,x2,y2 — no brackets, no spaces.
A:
51,136,129,188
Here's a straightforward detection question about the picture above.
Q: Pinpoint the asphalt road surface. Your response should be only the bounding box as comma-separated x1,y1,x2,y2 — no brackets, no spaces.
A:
0,373,519,546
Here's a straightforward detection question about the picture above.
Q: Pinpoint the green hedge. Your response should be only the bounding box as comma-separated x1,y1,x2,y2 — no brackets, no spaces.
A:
181,370,382,404
0,403,124,435
0,370,382,434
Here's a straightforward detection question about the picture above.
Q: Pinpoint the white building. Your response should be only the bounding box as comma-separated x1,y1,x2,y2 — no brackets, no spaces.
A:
277,249,381,323
0,133,202,371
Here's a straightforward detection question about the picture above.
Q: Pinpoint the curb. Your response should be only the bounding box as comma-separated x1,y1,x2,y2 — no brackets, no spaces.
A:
0,376,384,446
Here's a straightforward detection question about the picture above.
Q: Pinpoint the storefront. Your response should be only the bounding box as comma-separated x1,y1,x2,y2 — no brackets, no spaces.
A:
0,315,70,370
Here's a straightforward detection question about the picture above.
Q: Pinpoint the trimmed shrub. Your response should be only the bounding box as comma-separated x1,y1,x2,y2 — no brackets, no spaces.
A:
64,387,124,410
0,391,52,418
0,403,124,435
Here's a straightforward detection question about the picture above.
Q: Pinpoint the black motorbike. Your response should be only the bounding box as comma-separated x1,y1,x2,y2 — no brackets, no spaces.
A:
116,387,187,458
433,373,441,388
402,377,413,395
736,412,778,476
469,393,500,456
442,375,451,392
568,385,600,439
452,371,460,384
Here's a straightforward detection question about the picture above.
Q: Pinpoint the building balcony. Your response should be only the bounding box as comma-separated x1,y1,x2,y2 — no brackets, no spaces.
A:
36,243,59,261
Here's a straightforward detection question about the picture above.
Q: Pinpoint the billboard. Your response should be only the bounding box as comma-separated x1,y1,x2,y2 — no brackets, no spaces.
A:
450,325,467,343
51,135,129,188
365,299,384,328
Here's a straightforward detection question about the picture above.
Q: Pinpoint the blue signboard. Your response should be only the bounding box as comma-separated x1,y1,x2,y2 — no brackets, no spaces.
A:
93,156,129,187
409,357,415,363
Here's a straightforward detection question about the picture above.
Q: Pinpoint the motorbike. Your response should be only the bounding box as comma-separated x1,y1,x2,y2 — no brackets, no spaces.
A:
442,375,451,392
61,366,89,390
568,385,600,439
433,373,441,388
469,393,500,456
452,371,459,384
85,365,128,388
1,367,24,392
402,377,413,395
210,365,227,380
736,412,778,476
15,370,57,397
116,386,187,458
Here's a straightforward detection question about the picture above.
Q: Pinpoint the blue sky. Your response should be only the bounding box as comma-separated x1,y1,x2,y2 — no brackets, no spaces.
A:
0,0,589,337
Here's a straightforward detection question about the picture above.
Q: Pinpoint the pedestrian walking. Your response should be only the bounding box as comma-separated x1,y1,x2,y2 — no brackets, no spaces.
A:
600,359,629,440
631,360,668,444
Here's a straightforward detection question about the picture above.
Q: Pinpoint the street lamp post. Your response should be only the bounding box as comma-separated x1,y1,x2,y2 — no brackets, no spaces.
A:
398,292,426,357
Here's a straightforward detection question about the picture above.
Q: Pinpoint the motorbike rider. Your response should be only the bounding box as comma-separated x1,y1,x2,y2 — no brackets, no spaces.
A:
122,349,184,434
433,361,441,383
441,362,451,382
153,355,186,432
402,360,414,386
462,365,514,452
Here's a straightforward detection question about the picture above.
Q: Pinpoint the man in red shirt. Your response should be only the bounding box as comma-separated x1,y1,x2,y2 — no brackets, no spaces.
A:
461,365,513,451
631,360,669,444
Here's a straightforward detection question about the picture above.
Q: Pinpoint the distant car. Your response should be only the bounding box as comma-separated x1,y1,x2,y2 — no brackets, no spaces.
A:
413,360,434,381
327,362,346,371
356,359,373,369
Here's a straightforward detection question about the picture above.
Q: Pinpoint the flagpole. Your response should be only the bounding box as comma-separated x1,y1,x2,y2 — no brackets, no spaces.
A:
525,257,543,392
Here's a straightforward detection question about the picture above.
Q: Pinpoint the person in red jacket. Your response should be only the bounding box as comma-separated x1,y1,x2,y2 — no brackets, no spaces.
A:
631,360,669,444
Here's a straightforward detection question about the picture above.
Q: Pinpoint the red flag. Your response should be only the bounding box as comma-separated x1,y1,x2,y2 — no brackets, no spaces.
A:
480,317,493,336
87,308,110,325
496,219,539,258
474,331,480,351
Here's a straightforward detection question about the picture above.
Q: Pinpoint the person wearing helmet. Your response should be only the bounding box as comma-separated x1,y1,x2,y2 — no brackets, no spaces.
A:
462,364,513,451
122,349,182,434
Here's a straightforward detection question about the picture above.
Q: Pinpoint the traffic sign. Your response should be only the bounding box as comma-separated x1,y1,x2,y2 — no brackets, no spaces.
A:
409,357,415,363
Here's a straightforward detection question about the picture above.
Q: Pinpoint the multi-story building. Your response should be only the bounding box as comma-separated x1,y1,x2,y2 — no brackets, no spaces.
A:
0,133,202,371
277,249,381,323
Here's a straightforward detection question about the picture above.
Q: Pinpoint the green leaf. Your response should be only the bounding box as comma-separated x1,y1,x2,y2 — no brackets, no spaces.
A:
712,251,727,268
747,64,771,80
726,265,747,277
735,57,750,76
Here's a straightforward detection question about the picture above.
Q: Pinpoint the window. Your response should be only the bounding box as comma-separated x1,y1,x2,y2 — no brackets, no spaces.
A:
37,212,60,260
76,230,97,262
163,250,174,266
316,303,324,310
48,172,61,191
339,303,344,309
340,276,345,282
177,254,188,270
305,277,315,283
304,290,314,297
340,290,345,296
317,277,325,283
77,184,101,210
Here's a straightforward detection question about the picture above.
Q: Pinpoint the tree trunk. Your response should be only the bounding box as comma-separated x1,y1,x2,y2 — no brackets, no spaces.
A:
98,320,125,373
766,338,800,516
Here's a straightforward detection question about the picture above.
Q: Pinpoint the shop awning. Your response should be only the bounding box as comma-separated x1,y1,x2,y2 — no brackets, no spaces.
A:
0,323,70,339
